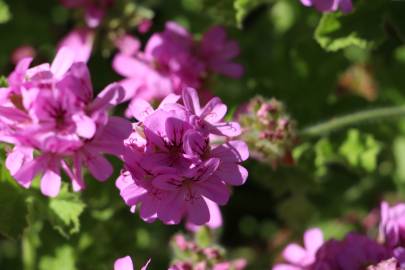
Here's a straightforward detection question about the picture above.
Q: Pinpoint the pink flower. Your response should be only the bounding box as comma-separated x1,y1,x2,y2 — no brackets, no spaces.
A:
300,0,353,13
312,233,390,270
273,228,324,270
199,26,244,78
379,201,405,247
112,22,243,113
58,28,95,63
114,256,150,270
182,87,241,137
59,0,114,27
116,88,248,226
0,48,131,197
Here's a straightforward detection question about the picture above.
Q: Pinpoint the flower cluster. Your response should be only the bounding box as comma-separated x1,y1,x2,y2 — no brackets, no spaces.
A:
116,87,249,226
112,22,244,117
300,0,353,13
0,48,131,197
273,201,405,270
169,233,247,270
238,96,297,168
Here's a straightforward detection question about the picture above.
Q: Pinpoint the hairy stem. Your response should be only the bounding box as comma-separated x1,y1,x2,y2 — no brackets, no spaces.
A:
300,105,405,137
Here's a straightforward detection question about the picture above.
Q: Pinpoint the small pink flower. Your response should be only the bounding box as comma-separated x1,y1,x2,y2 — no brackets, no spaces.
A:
273,228,324,270
199,26,244,78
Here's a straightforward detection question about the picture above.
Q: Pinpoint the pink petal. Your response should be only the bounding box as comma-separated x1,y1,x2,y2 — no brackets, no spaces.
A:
215,163,248,186
13,157,45,188
158,192,185,224
196,158,220,182
300,0,313,7
6,147,33,175
115,35,141,56
73,113,96,139
40,168,62,197
183,130,208,156
58,28,94,63
202,102,227,124
153,174,182,191
205,198,222,229
141,259,151,270
182,87,201,115
304,228,324,255
197,176,230,205
282,244,307,265
86,154,113,181
51,47,75,78
112,54,144,77
91,83,126,110
187,196,210,225
165,117,190,146
272,264,302,270
139,196,158,222
127,99,154,121
114,256,134,270
211,141,249,162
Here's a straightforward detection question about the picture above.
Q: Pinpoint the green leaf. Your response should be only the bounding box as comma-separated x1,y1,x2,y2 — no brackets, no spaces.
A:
48,187,85,237
314,13,369,52
0,75,8,87
339,129,381,172
0,0,11,24
234,0,271,27
39,245,77,270
0,180,28,239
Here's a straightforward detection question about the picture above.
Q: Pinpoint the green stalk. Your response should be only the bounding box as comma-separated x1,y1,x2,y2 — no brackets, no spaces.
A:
300,105,405,137
22,228,36,270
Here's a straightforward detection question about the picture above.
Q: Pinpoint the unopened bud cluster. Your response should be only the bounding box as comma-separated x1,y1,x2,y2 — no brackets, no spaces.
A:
238,96,297,168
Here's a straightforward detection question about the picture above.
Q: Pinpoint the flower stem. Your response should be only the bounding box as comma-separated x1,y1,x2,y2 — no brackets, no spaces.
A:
300,105,405,137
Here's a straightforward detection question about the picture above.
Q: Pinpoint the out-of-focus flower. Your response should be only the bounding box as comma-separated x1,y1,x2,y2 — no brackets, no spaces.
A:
0,47,131,197
300,0,353,13
137,19,153,34
368,258,400,270
312,233,390,269
169,232,247,270
112,22,243,116
114,256,150,270
238,96,297,168
273,228,324,270
379,201,405,247
10,45,36,65
116,88,248,226
58,28,95,63
199,26,244,78
338,64,378,102
59,0,115,27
